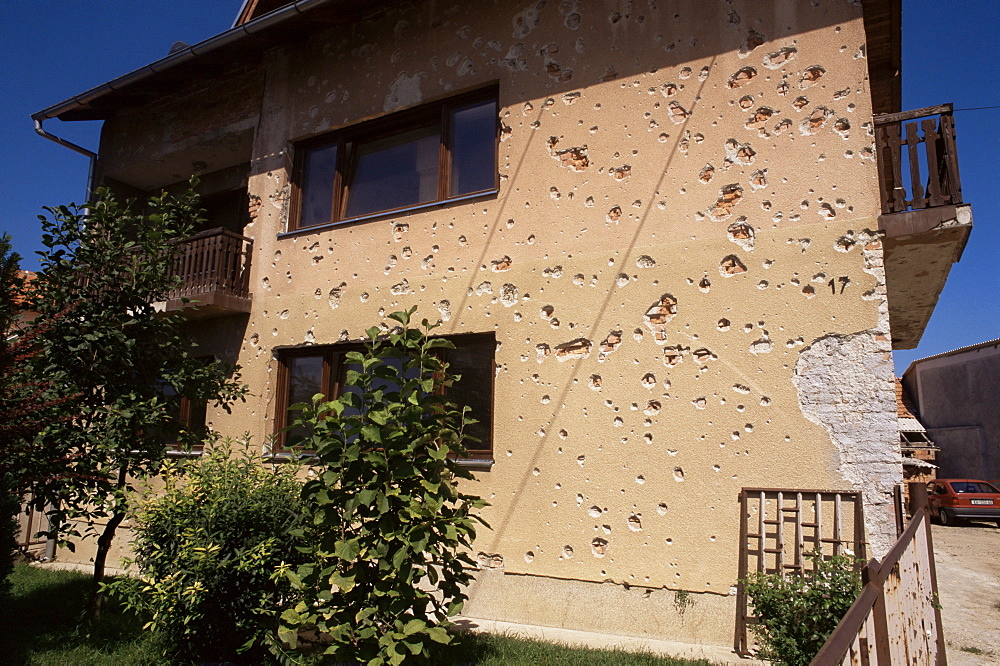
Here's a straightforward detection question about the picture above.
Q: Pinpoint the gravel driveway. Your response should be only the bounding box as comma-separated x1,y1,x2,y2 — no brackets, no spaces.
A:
931,521,1000,664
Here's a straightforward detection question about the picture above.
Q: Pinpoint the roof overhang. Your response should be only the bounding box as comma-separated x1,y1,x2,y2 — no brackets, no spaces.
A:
861,0,903,115
32,0,392,123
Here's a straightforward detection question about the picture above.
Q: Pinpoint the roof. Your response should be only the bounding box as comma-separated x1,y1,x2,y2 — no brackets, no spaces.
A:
34,0,902,123
905,338,1000,367
898,417,925,432
33,0,391,123
12,271,36,307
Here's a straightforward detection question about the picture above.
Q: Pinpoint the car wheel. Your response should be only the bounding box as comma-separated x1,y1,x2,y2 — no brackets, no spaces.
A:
939,510,955,527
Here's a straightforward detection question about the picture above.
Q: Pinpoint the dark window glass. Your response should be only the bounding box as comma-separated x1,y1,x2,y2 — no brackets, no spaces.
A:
286,354,325,444
450,99,497,196
292,88,497,231
300,143,338,227
447,337,494,452
344,126,440,219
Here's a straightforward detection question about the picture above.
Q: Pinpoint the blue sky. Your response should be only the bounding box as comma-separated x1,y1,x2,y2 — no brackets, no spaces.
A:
1,1,997,374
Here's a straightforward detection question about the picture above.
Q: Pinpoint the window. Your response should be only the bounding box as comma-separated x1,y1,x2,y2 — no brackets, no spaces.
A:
274,334,495,458
157,358,213,452
289,87,498,231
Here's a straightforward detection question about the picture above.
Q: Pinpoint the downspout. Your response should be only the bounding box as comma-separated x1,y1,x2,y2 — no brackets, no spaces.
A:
33,118,96,561
34,118,97,202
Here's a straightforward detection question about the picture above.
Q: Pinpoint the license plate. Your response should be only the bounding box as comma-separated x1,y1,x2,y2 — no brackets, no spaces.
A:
971,499,994,505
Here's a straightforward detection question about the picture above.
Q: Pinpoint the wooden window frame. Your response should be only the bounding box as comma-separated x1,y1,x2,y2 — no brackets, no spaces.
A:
287,85,499,233
273,334,495,458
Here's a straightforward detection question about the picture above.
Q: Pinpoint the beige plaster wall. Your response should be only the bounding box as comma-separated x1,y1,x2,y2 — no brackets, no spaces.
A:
77,0,902,646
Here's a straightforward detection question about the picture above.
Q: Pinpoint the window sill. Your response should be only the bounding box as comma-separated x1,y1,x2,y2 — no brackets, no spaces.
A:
263,452,494,470
278,189,499,239
165,449,205,458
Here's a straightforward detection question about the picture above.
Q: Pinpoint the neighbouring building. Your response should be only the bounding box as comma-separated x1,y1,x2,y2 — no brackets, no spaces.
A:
902,340,1000,481
32,0,973,652
895,377,937,504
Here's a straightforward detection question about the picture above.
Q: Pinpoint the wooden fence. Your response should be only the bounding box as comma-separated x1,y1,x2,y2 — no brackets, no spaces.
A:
811,487,946,665
736,488,867,656
874,104,963,215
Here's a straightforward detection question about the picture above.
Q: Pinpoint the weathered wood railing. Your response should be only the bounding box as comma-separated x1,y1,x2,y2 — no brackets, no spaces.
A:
874,104,963,215
166,227,253,302
811,487,946,665
736,488,867,656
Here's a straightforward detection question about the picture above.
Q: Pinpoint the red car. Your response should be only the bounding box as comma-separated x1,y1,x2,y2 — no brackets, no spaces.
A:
927,479,1000,527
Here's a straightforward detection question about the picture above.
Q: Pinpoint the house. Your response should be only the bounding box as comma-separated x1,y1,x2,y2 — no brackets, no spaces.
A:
32,0,973,652
895,377,937,505
902,339,1000,480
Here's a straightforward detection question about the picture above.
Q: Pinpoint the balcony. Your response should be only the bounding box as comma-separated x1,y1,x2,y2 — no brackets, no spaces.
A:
158,227,253,318
874,104,972,349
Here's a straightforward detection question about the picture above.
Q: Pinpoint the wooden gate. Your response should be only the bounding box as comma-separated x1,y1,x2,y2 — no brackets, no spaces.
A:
812,487,945,665
735,488,867,655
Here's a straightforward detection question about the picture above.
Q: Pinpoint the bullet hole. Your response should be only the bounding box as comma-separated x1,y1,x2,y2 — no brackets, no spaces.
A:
572,273,586,286
757,280,769,289
643,294,678,344
540,305,555,320
663,345,689,367
800,106,833,135
708,184,744,221
799,65,826,88
599,331,623,361
744,107,774,135
591,538,608,557
636,255,656,269
792,96,809,111
760,396,771,406
750,332,773,354
733,384,751,394
763,46,797,69
475,281,493,296
836,231,858,252
327,283,347,310
717,319,731,331
562,544,575,559
773,118,793,135
588,374,602,390
615,273,630,288
628,514,643,531
435,300,451,322
535,343,550,363
542,266,564,280
692,348,716,364
477,552,504,569
699,277,711,293
699,164,715,183
749,169,767,191
359,292,369,303
389,279,410,295
499,283,518,306
668,101,689,123
735,144,756,165
546,136,590,171
524,551,535,563
660,82,679,98
727,66,757,88
555,337,592,360
719,254,747,276
392,223,409,241
606,206,623,223
610,164,632,180
834,118,851,139
817,203,836,219
657,503,669,515
644,400,661,416
673,467,685,481
261,276,271,291
613,416,624,427
577,455,586,466
279,310,290,320
740,29,765,55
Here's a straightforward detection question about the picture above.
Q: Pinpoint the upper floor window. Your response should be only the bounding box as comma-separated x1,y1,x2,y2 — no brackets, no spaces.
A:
290,87,498,232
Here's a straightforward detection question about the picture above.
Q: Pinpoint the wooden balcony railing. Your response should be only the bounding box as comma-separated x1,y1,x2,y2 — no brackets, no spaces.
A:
166,227,253,306
874,104,963,216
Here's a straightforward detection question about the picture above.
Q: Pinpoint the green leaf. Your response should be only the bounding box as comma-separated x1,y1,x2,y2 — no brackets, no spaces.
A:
402,618,426,635
426,626,451,644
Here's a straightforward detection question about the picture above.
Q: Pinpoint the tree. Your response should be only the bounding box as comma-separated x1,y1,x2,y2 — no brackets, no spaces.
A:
24,187,247,591
278,308,488,665
0,233,25,594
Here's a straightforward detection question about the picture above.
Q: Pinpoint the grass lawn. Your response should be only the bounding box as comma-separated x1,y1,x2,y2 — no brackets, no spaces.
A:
0,563,712,665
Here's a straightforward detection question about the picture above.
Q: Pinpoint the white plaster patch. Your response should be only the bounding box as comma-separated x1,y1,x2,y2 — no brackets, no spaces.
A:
384,72,424,112
793,331,900,557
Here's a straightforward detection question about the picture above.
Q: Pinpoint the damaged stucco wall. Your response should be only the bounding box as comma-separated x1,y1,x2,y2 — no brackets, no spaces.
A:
78,0,903,646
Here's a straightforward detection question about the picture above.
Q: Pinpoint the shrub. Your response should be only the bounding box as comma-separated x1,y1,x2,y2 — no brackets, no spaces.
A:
104,438,307,661
743,551,861,666
277,308,488,665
